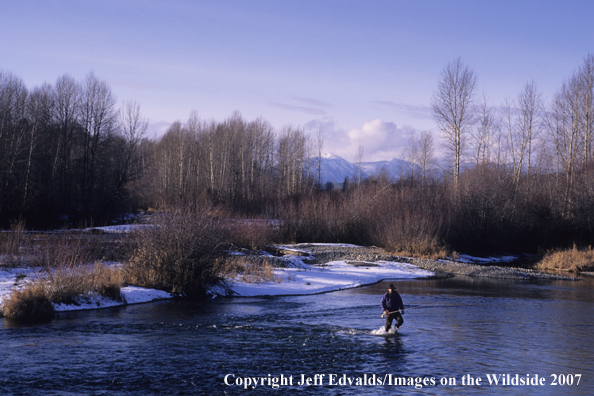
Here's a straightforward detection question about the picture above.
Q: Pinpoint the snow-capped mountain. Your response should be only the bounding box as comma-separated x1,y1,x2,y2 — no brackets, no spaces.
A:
309,153,367,186
310,153,419,186
360,158,420,180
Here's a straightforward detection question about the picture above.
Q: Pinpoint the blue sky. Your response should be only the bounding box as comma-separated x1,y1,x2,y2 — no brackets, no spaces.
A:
1,0,593,161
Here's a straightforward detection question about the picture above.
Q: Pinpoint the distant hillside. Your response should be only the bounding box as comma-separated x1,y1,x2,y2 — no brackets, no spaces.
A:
309,153,366,186
360,158,420,181
311,154,420,186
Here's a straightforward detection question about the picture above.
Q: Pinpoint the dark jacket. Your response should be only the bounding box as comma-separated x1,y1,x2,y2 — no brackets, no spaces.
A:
381,291,404,313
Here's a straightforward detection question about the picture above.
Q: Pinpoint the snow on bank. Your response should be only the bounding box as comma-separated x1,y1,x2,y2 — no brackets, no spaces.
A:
0,268,172,313
1,245,435,314
53,286,171,312
0,267,31,307
81,224,148,233
226,255,434,297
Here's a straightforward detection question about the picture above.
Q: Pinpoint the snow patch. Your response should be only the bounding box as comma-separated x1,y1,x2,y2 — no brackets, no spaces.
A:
226,259,433,297
0,268,172,313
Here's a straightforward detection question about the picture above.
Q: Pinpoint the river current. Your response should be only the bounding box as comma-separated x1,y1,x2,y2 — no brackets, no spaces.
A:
1,276,593,395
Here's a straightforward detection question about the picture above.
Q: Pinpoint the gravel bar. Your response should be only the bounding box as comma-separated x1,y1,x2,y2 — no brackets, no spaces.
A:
271,244,579,281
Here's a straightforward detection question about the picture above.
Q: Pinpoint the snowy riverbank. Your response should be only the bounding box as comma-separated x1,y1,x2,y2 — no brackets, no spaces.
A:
2,242,577,316
0,244,436,315
222,254,434,297
0,266,172,313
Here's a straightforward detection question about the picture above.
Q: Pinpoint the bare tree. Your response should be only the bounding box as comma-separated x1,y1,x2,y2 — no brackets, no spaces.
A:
432,57,478,184
546,76,582,215
316,127,324,188
578,54,594,165
0,72,28,214
277,126,308,197
417,131,436,185
357,144,364,187
22,83,54,209
470,94,497,167
401,132,418,181
79,72,117,206
52,74,80,205
105,100,148,207
517,81,543,177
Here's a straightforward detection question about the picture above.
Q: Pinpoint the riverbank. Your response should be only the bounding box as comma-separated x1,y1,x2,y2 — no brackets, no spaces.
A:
0,266,171,316
0,243,579,318
219,243,579,298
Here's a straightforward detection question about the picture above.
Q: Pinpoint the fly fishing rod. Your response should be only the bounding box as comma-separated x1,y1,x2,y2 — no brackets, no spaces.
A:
380,302,473,317
380,310,403,318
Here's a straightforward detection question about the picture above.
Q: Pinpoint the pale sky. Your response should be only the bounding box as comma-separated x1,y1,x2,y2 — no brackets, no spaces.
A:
1,0,593,161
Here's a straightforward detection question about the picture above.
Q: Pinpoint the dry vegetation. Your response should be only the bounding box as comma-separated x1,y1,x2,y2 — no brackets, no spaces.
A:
41,262,125,305
227,218,277,251
536,245,594,272
3,174,594,322
222,257,281,284
1,223,128,321
2,283,55,322
125,206,230,297
0,219,27,266
1,205,285,321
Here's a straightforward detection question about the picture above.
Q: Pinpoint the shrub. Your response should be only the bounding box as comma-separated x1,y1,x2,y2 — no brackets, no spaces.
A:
536,245,594,272
2,282,55,322
277,192,368,244
365,185,449,259
31,231,115,269
126,206,229,297
0,219,27,267
227,219,276,250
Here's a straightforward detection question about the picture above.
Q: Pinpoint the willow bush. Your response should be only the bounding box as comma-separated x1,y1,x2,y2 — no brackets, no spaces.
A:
126,206,229,298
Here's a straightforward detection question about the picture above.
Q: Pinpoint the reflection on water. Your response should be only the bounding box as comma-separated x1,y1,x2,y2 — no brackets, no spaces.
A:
1,277,593,395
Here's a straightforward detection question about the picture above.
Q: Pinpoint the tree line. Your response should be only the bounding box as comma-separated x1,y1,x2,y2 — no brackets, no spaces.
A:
430,56,593,186
144,111,314,211
397,54,594,253
0,72,146,226
2,55,594,255
0,70,319,226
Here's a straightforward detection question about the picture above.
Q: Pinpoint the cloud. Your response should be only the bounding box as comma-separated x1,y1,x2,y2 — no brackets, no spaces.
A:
292,97,332,108
269,96,331,116
347,119,416,161
304,118,416,162
370,100,433,120
269,101,327,116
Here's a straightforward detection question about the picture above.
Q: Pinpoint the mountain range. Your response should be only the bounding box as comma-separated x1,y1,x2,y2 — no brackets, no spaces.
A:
310,153,421,186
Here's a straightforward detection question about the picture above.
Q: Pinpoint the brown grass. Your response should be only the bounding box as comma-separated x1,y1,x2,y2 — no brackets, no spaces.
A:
31,231,124,268
2,221,128,269
1,223,129,321
1,262,125,322
222,256,281,283
536,245,594,272
385,239,450,260
2,282,55,322
42,262,125,304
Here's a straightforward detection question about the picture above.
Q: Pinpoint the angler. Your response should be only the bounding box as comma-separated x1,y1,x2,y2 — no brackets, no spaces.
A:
380,283,404,331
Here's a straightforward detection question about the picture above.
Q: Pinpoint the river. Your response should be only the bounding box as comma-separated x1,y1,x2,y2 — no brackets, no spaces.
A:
1,276,593,395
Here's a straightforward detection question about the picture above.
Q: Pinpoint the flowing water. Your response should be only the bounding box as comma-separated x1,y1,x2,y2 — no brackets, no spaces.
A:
2,276,593,395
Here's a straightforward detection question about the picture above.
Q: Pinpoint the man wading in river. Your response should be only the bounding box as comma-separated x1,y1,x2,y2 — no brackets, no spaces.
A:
381,284,404,331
